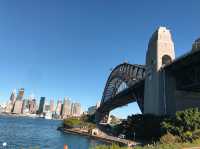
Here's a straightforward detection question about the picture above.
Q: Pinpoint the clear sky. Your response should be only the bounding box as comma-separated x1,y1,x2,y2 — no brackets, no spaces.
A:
0,0,199,118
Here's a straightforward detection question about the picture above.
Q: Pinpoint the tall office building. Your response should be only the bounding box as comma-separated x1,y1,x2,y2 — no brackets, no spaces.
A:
44,105,50,112
16,88,25,101
50,99,54,112
12,100,23,114
5,90,17,113
71,102,81,117
38,97,45,114
61,97,72,118
5,101,13,113
10,90,17,104
29,99,37,114
55,99,62,115
22,99,29,113
12,88,25,114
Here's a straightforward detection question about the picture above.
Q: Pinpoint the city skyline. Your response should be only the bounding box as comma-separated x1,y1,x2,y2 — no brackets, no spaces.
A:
0,0,199,118
0,88,81,105
4,88,82,119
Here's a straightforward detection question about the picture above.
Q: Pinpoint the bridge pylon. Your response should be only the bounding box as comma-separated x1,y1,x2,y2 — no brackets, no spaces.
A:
144,26,175,115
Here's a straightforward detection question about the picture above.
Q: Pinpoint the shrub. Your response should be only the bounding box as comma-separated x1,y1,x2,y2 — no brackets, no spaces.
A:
162,108,200,142
192,129,200,140
114,114,166,140
160,132,181,144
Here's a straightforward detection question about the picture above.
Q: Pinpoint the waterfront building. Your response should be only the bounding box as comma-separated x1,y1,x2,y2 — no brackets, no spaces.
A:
50,99,54,112
5,101,13,113
22,99,29,114
55,99,62,116
61,97,72,118
12,88,25,114
16,88,25,101
12,100,23,114
71,102,81,117
5,90,17,113
88,101,100,115
0,104,4,113
29,99,37,114
38,97,45,114
10,90,17,104
44,104,50,112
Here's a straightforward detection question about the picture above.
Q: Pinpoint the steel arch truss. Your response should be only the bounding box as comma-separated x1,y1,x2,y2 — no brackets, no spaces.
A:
101,63,146,104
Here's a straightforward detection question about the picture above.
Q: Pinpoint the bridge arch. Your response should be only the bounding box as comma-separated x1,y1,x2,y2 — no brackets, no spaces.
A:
97,63,146,123
101,63,145,104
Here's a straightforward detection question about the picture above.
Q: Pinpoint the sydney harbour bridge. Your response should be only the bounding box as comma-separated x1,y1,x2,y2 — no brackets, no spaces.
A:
96,26,200,123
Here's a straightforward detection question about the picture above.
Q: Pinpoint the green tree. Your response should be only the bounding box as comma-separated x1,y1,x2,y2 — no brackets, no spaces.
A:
162,108,200,141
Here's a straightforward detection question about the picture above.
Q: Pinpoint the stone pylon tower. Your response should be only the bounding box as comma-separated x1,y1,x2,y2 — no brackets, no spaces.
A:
144,27,175,115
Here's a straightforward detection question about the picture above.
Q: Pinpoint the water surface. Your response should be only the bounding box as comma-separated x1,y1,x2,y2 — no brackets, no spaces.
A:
0,115,104,149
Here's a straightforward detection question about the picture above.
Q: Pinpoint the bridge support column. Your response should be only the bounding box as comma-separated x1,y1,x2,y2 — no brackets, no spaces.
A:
164,70,176,114
144,27,175,115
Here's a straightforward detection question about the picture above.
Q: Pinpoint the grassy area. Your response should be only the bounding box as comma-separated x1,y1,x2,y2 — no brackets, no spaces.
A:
63,115,96,129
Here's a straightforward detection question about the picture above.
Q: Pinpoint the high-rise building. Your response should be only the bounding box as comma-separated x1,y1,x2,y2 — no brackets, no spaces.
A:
22,99,29,114
38,97,45,114
71,102,81,117
16,88,25,101
12,88,25,114
50,99,54,112
5,90,17,113
5,101,13,113
61,97,72,118
12,100,23,114
29,99,37,114
10,89,17,104
44,104,50,112
55,99,62,115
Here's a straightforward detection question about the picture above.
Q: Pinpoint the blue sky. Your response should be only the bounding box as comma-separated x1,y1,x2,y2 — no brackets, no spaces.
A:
0,0,199,118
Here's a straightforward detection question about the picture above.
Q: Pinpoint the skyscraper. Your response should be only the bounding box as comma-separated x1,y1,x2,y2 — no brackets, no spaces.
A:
38,97,45,114
12,100,23,114
50,99,54,112
5,101,13,113
16,88,25,101
5,90,17,113
55,99,62,116
29,99,37,114
71,102,81,117
10,89,17,104
61,97,71,118
12,88,25,114
22,99,29,114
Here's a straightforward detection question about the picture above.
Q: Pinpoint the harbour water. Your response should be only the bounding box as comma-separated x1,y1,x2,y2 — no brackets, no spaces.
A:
0,115,105,149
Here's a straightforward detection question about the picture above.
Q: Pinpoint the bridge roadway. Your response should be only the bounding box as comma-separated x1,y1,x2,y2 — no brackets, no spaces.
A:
165,49,200,92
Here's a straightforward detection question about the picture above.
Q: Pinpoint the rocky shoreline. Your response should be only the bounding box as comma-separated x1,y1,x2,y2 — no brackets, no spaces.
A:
58,126,136,147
